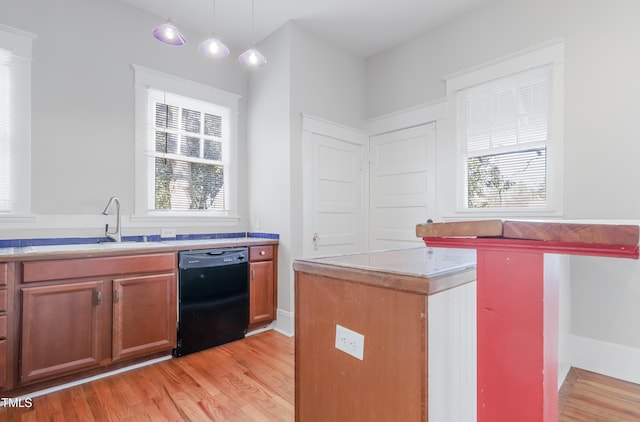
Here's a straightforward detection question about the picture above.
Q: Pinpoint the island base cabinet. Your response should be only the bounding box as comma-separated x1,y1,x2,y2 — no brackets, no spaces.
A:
295,272,428,421
20,281,104,384
112,273,176,362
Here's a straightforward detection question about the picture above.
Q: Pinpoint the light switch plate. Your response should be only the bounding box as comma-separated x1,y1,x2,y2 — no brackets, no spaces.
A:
335,324,364,360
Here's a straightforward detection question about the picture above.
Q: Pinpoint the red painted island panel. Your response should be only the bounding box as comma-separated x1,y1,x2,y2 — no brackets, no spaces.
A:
417,220,639,422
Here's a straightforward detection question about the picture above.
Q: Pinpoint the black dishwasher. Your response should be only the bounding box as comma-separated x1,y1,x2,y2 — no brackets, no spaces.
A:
173,247,249,357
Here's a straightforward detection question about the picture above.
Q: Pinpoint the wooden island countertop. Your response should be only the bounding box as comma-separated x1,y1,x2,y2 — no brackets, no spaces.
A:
417,219,639,256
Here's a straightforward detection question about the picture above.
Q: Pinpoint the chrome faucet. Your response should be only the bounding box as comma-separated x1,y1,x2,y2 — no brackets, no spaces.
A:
102,196,121,242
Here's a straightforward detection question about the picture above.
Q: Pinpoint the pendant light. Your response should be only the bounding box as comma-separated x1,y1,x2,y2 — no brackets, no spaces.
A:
199,0,229,58
239,0,266,67
152,0,186,46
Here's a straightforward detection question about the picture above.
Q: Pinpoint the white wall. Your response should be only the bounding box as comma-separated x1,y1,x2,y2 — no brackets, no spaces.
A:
247,22,366,333
289,25,366,131
289,23,366,306
1,0,249,238
245,24,294,332
366,0,640,380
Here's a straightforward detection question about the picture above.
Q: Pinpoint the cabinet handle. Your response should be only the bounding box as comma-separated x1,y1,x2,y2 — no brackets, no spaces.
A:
96,291,102,305
114,290,120,303
251,269,255,280
260,250,266,256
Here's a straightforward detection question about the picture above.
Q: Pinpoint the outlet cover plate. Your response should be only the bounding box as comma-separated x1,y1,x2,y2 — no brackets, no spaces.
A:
335,324,364,360
160,228,176,238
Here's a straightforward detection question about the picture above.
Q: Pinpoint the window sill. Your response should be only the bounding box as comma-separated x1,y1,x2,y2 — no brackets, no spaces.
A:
442,208,564,222
0,213,37,224
131,212,241,225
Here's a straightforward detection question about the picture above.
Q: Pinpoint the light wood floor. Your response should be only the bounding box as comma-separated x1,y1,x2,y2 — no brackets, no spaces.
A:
559,367,640,421
1,330,640,421
0,330,294,421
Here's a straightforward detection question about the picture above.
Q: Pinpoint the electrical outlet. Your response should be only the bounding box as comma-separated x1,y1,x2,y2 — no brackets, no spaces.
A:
160,228,176,238
335,324,364,360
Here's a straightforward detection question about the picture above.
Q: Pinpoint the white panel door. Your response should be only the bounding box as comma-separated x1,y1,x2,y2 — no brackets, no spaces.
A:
302,119,367,257
369,124,436,250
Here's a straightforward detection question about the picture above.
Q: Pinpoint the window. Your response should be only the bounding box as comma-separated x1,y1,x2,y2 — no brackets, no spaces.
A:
0,48,10,212
459,65,550,208
149,91,228,211
0,24,35,219
133,65,240,222
446,41,564,215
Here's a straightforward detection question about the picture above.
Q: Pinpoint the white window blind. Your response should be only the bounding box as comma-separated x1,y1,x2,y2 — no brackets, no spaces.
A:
147,89,229,212
0,48,10,213
457,64,551,209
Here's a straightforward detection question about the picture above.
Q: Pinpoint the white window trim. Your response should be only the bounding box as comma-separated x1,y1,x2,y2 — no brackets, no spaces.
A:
0,24,36,223
132,65,241,223
444,39,564,218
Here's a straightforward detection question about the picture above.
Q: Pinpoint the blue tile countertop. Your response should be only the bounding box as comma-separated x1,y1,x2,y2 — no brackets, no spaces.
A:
0,232,279,260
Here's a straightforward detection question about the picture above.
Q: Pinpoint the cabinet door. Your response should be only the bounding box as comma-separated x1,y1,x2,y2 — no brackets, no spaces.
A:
112,273,176,362
21,281,104,384
250,261,275,326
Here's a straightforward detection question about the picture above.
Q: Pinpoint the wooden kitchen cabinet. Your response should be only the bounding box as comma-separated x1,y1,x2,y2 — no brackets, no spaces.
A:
20,281,105,384
112,273,176,362
249,245,277,328
0,263,10,389
19,253,176,386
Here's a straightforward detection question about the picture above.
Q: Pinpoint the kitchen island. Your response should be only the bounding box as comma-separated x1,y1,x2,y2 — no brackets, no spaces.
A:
293,247,476,422
417,220,639,422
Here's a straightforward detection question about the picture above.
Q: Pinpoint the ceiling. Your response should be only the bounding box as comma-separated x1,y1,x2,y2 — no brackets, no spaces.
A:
120,0,493,58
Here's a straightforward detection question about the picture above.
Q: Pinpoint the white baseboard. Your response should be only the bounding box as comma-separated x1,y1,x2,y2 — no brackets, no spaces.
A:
273,308,294,337
569,334,640,384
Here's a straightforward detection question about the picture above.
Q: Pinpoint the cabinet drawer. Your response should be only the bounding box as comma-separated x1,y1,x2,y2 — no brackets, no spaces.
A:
250,245,274,262
22,253,177,283
0,291,6,313
0,315,6,339
0,263,6,286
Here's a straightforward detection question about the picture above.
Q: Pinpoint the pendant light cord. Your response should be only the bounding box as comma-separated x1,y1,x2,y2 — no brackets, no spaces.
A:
251,0,255,45
212,0,217,35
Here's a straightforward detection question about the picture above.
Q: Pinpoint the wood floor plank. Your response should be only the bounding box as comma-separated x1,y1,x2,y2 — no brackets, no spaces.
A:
1,331,639,421
558,367,640,422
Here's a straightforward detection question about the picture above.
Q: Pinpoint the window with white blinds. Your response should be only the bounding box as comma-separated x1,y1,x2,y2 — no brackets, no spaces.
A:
457,65,551,209
133,65,240,220
0,24,35,218
0,48,10,213
147,90,229,211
